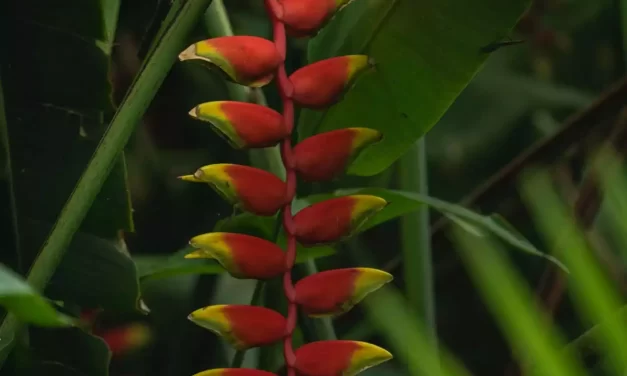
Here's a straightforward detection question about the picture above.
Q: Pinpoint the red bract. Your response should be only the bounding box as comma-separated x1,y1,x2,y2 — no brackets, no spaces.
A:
178,164,287,216
290,55,374,109
193,369,278,376
179,36,281,87
94,323,152,357
294,340,392,376
189,101,288,149
295,268,392,316
279,0,354,37
294,195,388,246
187,232,286,279
293,128,382,181
188,305,286,350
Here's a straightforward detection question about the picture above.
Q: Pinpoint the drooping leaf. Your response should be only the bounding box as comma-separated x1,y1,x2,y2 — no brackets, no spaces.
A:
21,220,142,313
0,263,72,327
299,0,531,175
296,188,566,270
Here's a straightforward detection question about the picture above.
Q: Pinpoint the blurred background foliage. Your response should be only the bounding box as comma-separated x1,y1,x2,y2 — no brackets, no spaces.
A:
0,0,625,375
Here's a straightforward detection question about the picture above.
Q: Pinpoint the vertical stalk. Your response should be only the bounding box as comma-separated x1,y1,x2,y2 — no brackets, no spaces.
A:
399,138,438,350
263,1,298,375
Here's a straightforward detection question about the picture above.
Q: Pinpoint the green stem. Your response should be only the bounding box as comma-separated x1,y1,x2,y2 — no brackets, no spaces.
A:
230,350,246,368
0,0,212,367
399,138,438,349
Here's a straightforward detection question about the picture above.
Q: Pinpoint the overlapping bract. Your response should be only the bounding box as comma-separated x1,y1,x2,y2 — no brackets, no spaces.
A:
188,305,285,350
179,36,281,87
294,195,388,246
295,268,393,316
178,2,393,375
179,164,287,216
193,369,277,376
295,340,392,376
189,101,288,149
187,232,286,279
290,55,374,109
293,128,382,181
280,0,355,37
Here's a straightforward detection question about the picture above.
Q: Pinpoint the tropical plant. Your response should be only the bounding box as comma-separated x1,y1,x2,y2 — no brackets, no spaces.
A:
0,0,625,376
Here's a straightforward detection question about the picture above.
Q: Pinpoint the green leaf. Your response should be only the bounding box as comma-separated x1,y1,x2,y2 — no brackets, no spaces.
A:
300,0,531,175
28,327,111,376
21,220,142,314
0,264,72,327
297,188,567,270
451,228,586,376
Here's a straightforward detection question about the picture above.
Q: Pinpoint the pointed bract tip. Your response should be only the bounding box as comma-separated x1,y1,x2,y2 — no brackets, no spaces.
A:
184,249,209,259
179,44,197,62
178,174,202,183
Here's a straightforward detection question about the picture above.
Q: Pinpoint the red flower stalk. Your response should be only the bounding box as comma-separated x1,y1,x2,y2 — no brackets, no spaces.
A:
178,1,393,375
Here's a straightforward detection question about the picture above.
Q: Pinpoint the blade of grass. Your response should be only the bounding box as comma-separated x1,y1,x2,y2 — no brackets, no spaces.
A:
520,169,627,374
0,76,20,273
363,285,470,376
399,138,437,351
0,0,213,367
451,227,586,376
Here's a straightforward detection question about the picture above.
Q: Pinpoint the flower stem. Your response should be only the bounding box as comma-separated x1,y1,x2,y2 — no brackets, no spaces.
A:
399,138,438,351
263,1,298,375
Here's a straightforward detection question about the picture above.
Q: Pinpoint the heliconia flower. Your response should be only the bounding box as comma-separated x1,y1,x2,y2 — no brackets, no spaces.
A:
280,0,355,38
290,55,374,109
188,305,286,350
193,369,278,376
94,323,152,357
187,232,286,279
179,36,281,87
294,340,392,376
189,101,288,149
293,128,382,181
294,195,387,246
178,164,287,216
295,268,392,316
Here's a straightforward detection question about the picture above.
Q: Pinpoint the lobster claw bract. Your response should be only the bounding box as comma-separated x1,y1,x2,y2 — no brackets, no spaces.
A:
179,164,287,216
294,195,387,246
295,268,392,317
189,101,288,149
188,305,286,350
280,0,355,38
187,232,286,280
295,340,392,376
179,36,281,87
193,369,278,376
293,128,382,181
290,55,374,109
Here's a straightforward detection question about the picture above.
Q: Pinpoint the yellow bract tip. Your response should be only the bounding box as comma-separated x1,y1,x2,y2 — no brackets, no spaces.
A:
192,369,228,376
188,305,230,335
348,342,393,376
349,128,382,151
179,174,203,183
178,44,198,62
184,249,211,259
